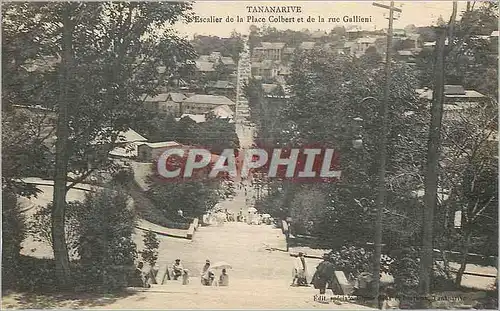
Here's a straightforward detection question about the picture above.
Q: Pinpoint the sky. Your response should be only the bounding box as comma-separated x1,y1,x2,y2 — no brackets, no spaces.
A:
173,1,469,38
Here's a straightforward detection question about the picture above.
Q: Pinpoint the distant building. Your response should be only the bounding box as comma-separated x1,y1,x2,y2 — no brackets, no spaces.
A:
195,60,215,74
346,26,363,40
299,41,316,50
220,56,236,71
251,60,279,80
176,113,206,124
137,141,182,162
253,42,286,62
182,94,236,114
311,30,328,40
354,37,378,56
416,85,488,120
143,92,186,116
109,129,148,159
396,50,417,65
208,104,234,121
205,80,235,99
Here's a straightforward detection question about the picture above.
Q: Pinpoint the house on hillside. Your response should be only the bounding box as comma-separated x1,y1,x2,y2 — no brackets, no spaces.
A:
176,114,206,124
311,30,328,40
346,26,363,40
252,60,279,80
354,37,378,56
396,50,417,65
299,41,316,51
208,104,234,121
253,42,286,62
220,56,236,71
195,60,216,80
205,80,235,99
143,92,186,116
181,94,236,115
109,129,148,159
137,141,182,162
416,85,487,120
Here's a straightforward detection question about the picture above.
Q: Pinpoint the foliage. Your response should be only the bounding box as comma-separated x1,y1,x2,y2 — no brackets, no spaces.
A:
2,189,27,290
147,176,234,220
269,49,427,249
140,230,160,267
28,201,81,258
387,247,420,298
415,3,498,99
75,189,137,291
2,2,196,181
1,108,52,196
191,31,244,62
329,246,373,280
2,2,196,284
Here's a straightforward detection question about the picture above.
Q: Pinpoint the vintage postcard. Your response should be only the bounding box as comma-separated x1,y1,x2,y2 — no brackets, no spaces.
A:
2,0,498,309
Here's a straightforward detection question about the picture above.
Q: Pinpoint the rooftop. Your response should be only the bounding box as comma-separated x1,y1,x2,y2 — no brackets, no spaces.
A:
184,94,236,106
220,56,235,65
143,92,186,102
178,114,206,123
357,37,377,44
299,42,316,50
397,50,414,56
117,129,147,144
209,105,234,119
195,61,215,72
262,84,279,94
209,80,235,89
255,42,286,50
311,30,328,39
416,86,486,100
139,141,181,148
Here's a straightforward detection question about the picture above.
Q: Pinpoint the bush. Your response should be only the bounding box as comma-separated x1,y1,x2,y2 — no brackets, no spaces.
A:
388,247,419,302
75,188,138,292
329,246,373,280
141,230,160,267
2,190,26,291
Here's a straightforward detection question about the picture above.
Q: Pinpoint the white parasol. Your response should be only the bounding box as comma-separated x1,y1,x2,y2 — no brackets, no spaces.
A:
262,213,271,218
210,261,232,269
247,207,257,213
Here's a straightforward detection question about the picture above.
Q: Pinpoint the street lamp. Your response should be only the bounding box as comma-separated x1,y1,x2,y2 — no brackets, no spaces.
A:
360,96,385,304
352,117,364,149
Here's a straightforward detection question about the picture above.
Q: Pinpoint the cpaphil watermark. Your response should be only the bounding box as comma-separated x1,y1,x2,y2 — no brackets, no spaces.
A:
155,146,341,182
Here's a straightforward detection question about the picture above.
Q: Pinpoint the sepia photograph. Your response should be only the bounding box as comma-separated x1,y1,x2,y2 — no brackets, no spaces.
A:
1,0,498,309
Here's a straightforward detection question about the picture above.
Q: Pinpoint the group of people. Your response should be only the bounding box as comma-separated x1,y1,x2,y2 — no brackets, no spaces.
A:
132,258,230,288
201,259,229,286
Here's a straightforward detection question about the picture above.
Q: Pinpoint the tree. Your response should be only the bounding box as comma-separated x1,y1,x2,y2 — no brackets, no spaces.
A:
2,2,195,287
255,49,428,253
75,188,137,291
439,100,498,286
141,230,160,268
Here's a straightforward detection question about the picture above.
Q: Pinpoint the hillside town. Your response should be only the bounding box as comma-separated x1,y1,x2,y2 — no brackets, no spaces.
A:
2,1,498,310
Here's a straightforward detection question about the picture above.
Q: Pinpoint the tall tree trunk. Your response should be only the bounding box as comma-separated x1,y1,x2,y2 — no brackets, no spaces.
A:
455,230,472,287
419,26,446,307
52,3,73,289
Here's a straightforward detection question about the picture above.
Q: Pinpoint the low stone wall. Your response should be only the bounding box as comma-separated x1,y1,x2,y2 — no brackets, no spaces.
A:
187,218,199,240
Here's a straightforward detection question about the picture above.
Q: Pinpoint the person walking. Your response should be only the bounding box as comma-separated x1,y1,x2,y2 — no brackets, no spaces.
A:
291,252,308,286
311,253,335,303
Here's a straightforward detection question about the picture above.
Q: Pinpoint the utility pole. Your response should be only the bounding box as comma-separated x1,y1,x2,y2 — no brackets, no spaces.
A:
371,1,401,308
419,0,454,302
